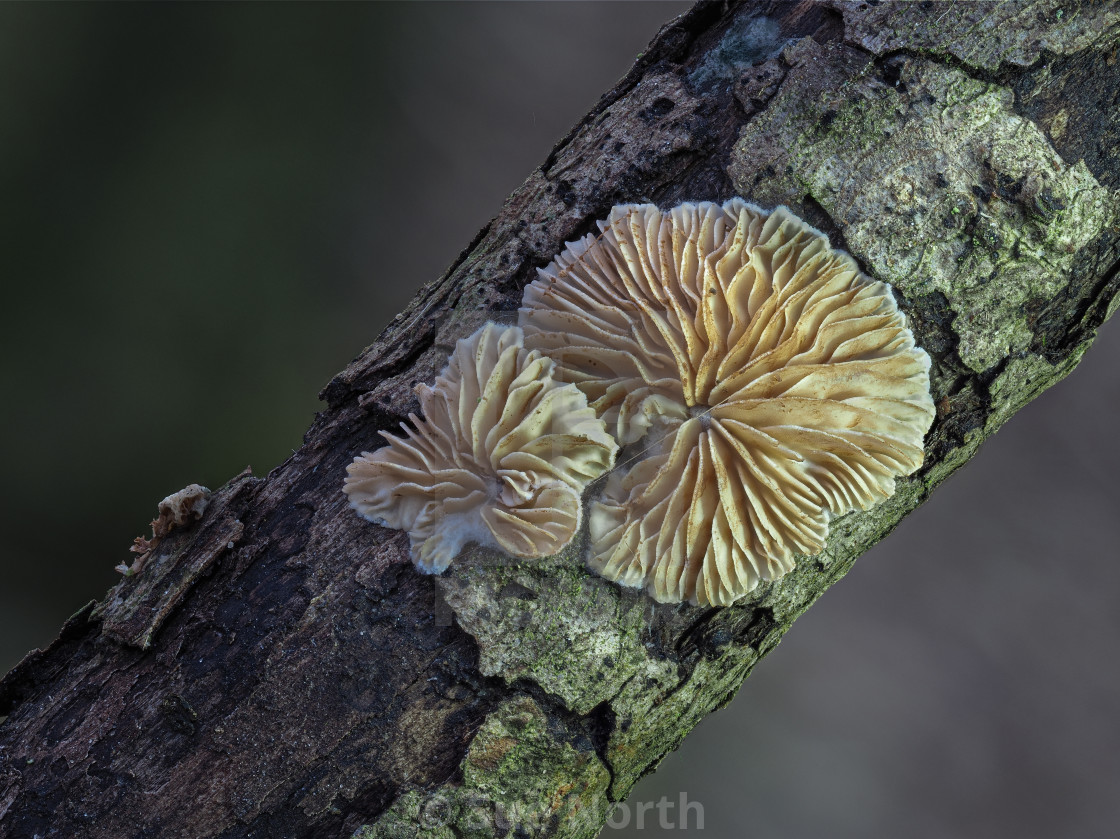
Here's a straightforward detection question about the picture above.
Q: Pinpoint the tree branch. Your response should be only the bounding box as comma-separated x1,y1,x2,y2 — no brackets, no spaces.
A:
2,1,1118,837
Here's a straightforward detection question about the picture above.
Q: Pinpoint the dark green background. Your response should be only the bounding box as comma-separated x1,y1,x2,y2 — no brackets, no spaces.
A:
0,1,685,664
2,4,1118,838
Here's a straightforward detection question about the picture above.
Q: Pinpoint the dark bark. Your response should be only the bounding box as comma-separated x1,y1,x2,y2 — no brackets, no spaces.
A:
2,2,1118,837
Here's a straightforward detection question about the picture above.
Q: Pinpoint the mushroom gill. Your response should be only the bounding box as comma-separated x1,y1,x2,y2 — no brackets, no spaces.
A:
519,200,935,606
344,322,618,573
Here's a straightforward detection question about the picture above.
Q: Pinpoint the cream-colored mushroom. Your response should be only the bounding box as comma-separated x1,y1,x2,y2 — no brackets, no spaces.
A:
344,322,617,573
520,200,934,606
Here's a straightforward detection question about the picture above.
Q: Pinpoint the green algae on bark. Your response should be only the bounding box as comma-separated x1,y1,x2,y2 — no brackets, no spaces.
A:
836,0,1120,73
731,43,1115,374
352,696,610,839
438,546,658,717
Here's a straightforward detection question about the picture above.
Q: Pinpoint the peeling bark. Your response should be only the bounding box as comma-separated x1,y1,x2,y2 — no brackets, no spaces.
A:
1,2,1118,837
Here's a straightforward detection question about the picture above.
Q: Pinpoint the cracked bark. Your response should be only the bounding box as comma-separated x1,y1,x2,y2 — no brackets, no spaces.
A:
1,1,1118,837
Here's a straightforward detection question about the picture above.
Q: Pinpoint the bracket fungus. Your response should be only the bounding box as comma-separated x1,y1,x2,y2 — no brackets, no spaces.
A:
520,199,935,606
344,322,617,573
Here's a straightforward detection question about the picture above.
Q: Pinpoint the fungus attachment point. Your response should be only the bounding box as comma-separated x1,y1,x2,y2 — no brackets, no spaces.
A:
344,323,617,574
520,200,935,606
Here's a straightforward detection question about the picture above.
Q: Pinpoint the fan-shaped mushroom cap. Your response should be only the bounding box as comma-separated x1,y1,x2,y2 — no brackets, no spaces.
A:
344,322,617,573
520,200,934,606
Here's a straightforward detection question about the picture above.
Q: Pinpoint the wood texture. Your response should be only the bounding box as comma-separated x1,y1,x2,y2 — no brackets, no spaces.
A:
1,2,1118,837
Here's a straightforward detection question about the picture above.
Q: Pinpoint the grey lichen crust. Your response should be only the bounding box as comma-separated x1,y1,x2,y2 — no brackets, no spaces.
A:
440,547,655,717
733,45,1115,374
835,0,1120,72
352,696,610,839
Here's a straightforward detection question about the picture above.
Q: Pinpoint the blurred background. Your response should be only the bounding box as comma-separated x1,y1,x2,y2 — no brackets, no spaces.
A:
1,3,1117,838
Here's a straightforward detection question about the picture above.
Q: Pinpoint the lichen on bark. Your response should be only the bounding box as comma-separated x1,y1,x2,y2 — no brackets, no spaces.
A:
352,696,610,839
3,4,1119,839
833,0,1120,72
731,40,1116,373
438,547,657,717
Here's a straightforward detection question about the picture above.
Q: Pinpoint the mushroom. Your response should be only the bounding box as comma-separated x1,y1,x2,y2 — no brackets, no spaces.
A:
344,322,617,573
519,200,935,606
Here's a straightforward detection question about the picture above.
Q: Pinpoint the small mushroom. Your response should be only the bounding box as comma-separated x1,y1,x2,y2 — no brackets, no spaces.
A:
520,200,934,605
344,323,617,573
